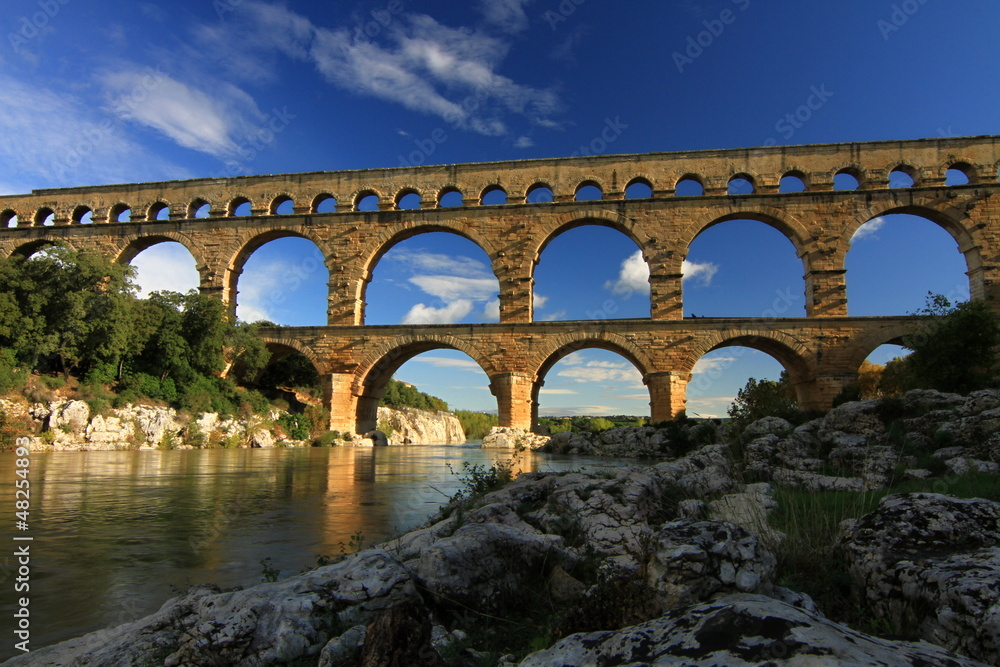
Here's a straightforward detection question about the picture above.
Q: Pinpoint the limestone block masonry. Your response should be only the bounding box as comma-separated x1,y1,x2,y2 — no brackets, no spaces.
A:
3,135,999,432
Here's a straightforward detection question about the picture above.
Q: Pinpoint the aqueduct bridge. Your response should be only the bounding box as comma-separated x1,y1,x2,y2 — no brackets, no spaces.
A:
3,135,1000,433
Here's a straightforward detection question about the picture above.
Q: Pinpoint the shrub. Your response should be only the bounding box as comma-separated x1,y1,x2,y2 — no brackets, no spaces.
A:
0,349,27,395
312,431,341,447
278,413,312,440
729,373,800,430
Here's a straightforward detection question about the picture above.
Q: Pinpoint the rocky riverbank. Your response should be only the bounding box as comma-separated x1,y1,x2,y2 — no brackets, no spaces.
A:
0,397,466,451
12,389,1000,665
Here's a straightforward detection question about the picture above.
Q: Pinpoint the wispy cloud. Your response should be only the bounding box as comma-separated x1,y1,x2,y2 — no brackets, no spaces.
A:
0,74,189,189
101,69,266,160
540,388,578,395
201,1,560,137
691,356,737,375
558,361,643,386
409,356,485,372
385,248,500,324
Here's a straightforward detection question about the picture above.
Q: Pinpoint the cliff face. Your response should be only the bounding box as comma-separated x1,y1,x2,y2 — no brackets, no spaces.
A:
376,406,466,445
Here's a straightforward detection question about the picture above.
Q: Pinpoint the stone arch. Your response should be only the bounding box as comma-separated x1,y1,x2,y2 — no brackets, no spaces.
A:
110,203,133,223
113,233,206,283
147,201,170,222
887,163,921,187
257,336,327,376
394,186,424,210
727,171,759,194
227,195,253,217
530,332,655,381
479,183,508,205
683,329,816,406
223,227,331,312
529,333,655,427
311,193,337,213
8,238,69,258
832,165,866,190
269,194,295,215
357,223,498,323
525,181,555,203
437,185,463,206
780,168,810,191
352,188,382,211
678,206,811,273
624,175,655,198
0,209,18,228
187,198,211,219
574,178,605,200
352,335,496,433
71,205,93,224
839,323,913,375
674,173,704,190
531,210,650,267
942,159,978,184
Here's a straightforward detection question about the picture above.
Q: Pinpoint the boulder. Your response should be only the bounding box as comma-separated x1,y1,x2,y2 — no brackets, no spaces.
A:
48,399,90,432
840,493,1000,665
376,406,465,445
481,427,549,450
646,520,776,609
518,594,990,666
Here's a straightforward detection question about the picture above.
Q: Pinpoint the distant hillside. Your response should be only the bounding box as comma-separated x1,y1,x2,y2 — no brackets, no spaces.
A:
379,379,448,412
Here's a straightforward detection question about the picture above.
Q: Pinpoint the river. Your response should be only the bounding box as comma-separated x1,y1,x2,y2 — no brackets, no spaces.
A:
0,444,633,655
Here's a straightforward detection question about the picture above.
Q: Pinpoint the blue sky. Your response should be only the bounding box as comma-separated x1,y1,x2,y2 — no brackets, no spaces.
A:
1,1,994,417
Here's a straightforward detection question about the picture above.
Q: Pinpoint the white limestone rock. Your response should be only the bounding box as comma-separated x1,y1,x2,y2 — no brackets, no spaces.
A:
518,594,990,666
840,493,1000,665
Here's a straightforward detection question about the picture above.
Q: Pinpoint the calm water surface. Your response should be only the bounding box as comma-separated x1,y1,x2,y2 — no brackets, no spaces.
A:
0,444,632,655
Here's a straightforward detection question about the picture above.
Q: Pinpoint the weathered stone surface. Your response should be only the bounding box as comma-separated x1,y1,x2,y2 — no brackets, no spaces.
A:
647,520,776,609
481,426,549,450
48,399,90,432
840,493,1000,665
8,550,419,666
414,522,568,613
518,594,990,666
376,406,465,445
743,416,793,440
654,444,738,498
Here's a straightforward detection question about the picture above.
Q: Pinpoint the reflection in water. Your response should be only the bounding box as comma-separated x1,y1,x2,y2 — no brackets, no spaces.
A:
0,445,630,652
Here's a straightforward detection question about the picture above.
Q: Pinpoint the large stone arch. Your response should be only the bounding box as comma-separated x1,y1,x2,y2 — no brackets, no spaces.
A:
222,227,332,317
352,334,496,433
258,336,327,376
677,206,812,272
530,210,652,266
113,232,205,267
838,203,984,303
683,328,817,408
528,332,656,427
355,222,499,324
837,323,913,374
6,238,74,258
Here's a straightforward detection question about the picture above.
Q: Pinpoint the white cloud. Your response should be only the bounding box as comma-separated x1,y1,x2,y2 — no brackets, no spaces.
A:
685,395,737,419
539,310,567,321
615,394,651,401
691,356,737,376
682,259,719,286
205,2,561,136
478,0,532,32
540,388,577,395
410,275,499,302
533,292,549,309
101,69,266,160
514,136,534,148
483,299,501,321
558,363,642,385
409,356,484,372
402,300,475,324
538,405,616,417
605,250,649,296
131,243,200,299
852,216,886,242
390,249,492,278
605,251,720,297
0,74,189,189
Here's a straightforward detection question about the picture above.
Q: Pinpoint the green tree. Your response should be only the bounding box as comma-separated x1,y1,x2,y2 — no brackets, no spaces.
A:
728,372,799,428
903,294,1000,394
